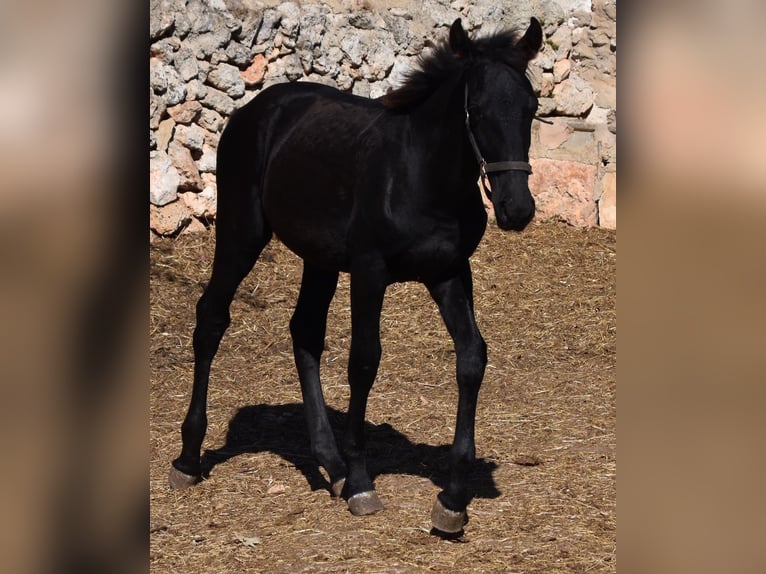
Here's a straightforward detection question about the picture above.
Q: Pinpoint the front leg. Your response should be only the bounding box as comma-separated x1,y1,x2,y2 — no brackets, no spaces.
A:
342,267,387,515
426,263,487,533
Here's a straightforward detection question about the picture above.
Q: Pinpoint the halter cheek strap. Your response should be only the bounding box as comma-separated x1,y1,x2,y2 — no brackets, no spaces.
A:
464,84,534,201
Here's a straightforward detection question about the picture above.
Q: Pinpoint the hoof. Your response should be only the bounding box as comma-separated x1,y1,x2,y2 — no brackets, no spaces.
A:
431,498,467,534
331,477,346,498
169,465,200,490
347,491,385,516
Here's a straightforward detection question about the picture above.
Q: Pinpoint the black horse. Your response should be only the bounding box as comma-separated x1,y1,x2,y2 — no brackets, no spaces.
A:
170,18,542,534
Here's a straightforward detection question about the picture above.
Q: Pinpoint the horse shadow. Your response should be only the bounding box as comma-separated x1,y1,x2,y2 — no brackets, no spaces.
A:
201,403,501,503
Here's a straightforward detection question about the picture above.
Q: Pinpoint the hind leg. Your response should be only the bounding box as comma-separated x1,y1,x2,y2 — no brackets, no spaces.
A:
290,265,347,496
170,223,272,488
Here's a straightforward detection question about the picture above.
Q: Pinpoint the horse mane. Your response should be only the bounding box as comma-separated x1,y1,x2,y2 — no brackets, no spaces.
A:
381,26,527,110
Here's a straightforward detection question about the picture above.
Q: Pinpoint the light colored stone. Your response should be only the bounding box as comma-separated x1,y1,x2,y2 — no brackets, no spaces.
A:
197,143,217,172
539,72,554,97
167,100,202,124
537,97,556,116
181,217,207,234
369,80,390,100
150,0,175,40
529,158,598,227
281,54,304,81
201,172,217,190
589,28,611,47
150,202,192,235
571,26,587,46
174,9,191,37
297,5,327,51
548,25,572,60
236,10,264,46
202,86,235,115
226,41,253,67
187,0,215,34
150,57,186,104
185,79,208,101
572,40,597,62
255,8,280,45
241,54,267,87
313,45,344,77
156,118,175,152
553,59,571,83
349,10,375,30
207,63,246,98
149,91,166,130
210,49,229,66
536,44,555,72
196,109,222,134
150,57,168,94
174,47,199,82
204,0,240,32
168,141,204,191
341,31,366,67
203,129,220,147
188,29,232,59
538,122,573,151
150,150,180,206
552,75,594,117
365,32,395,79
277,2,301,38
533,126,598,164
591,77,616,110
150,37,180,64
598,172,616,229
526,65,543,95
180,188,216,218
595,51,616,76
174,124,206,152
352,79,371,98
556,0,591,12
593,0,617,25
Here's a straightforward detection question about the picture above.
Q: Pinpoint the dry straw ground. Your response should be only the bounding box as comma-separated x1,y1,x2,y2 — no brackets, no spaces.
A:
150,220,616,573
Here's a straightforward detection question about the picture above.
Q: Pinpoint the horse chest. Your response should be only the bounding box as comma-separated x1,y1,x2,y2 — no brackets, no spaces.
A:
388,216,485,281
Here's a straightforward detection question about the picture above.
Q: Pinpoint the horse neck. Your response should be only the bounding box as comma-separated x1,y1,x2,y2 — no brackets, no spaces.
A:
412,71,465,137
409,71,478,196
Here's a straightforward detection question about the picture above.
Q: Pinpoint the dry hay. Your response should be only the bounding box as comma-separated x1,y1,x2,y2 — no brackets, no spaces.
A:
150,220,616,573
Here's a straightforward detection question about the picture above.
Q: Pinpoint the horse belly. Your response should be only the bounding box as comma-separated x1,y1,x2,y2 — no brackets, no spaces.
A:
277,221,351,271
262,167,353,271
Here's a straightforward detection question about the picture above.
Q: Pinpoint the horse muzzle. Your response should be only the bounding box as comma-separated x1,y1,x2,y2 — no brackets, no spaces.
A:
494,190,535,231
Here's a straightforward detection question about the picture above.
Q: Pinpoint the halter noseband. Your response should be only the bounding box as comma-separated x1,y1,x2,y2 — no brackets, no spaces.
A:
464,83,537,201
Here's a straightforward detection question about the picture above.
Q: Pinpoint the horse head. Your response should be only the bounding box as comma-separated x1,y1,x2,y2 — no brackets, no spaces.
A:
451,18,543,231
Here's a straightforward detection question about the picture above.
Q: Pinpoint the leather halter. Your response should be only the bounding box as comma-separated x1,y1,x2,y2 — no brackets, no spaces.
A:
464,83,534,201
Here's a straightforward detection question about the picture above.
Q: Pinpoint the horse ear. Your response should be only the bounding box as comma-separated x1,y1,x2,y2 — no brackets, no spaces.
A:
516,17,543,61
449,18,471,57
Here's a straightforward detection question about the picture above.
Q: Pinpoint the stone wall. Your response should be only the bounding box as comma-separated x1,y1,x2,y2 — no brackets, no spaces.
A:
150,0,616,236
